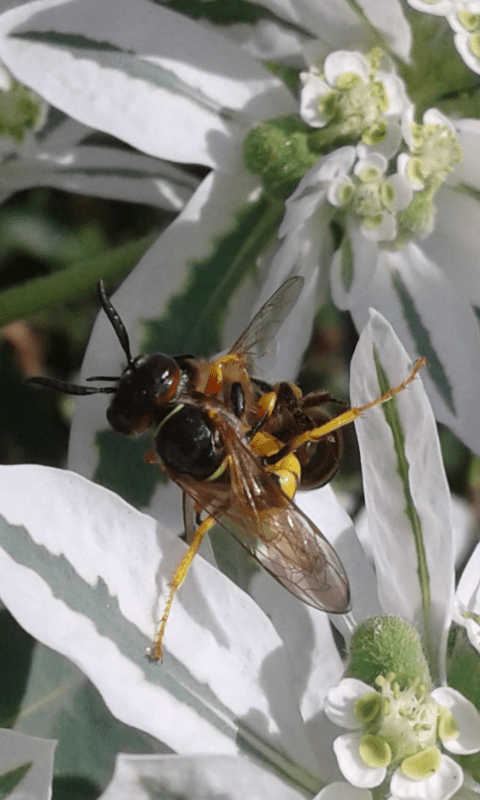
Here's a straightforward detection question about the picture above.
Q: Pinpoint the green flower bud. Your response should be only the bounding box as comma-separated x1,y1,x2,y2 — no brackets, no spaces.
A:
346,616,432,691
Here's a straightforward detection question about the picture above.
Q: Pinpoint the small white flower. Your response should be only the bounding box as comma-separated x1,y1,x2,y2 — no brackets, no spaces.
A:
446,2,480,73
300,49,409,157
325,675,480,800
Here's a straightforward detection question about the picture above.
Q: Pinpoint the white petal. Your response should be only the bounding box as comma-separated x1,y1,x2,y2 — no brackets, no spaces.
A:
300,73,331,127
324,678,373,729
284,146,356,212
354,153,388,176
381,74,412,116
357,118,403,160
452,30,480,76
327,176,355,206
99,753,307,800
431,687,480,754
350,305,455,680
423,108,455,130
384,174,414,212
406,0,454,14
333,732,386,788
360,211,396,242
324,51,370,85
389,755,463,800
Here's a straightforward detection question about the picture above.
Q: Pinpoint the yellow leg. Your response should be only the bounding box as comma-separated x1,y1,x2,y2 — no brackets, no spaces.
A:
151,515,216,662
288,357,427,451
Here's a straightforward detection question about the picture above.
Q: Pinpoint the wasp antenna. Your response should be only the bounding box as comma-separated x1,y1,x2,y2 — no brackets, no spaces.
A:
25,376,117,396
97,280,135,368
85,375,120,382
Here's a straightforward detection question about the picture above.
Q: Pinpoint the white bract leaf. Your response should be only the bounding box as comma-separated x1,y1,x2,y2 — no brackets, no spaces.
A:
0,465,322,785
349,243,480,459
315,783,373,800
0,728,55,800
253,0,411,60
454,540,480,652
99,752,306,800
350,309,455,681
0,144,199,209
0,0,294,168
67,166,263,480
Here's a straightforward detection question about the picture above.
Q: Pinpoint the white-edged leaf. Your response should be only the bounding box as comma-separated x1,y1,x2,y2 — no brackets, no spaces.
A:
13,643,167,789
99,752,306,800
1,144,199,209
67,165,265,481
252,0,411,59
422,186,480,306
330,221,379,310
0,728,55,800
0,0,295,168
349,242,480,457
350,310,454,682
455,541,480,653
0,465,323,790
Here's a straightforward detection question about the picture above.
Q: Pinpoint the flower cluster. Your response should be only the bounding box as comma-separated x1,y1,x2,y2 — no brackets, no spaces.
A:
324,618,480,800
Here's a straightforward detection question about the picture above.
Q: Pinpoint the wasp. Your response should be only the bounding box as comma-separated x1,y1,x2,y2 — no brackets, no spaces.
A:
27,277,425,660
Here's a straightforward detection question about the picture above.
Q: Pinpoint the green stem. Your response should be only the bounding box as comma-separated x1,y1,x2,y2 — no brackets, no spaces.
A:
0,231,157,323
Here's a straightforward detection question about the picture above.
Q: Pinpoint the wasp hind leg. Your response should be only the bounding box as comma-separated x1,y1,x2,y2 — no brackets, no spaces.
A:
151,515,216,662
265,357,427,462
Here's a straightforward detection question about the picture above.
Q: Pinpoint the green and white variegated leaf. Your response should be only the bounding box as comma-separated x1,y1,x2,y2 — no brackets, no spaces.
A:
455,541,480,653
0,465,325,795
0,0,295,169
0,143,199,210
12,643,168,788
349,243,480,457
98,752,306,800
0,728,55,800
250,0,412,61
350,309,455,684
67,166,267,484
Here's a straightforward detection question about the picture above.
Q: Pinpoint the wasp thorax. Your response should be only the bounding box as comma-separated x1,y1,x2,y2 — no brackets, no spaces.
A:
107,353,181,435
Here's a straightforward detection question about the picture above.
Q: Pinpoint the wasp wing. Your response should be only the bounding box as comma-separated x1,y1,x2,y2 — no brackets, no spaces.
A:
166,406,350,614
228,277,304,373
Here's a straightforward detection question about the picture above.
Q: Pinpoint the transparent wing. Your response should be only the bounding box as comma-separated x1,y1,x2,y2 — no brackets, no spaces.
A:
167,406,350,614
229,277,304,373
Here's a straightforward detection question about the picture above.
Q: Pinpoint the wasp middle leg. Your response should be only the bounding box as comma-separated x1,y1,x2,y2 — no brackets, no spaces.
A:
151,515,217,662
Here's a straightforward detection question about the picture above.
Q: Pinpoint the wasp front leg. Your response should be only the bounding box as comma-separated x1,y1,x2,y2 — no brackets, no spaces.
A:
151,515,217,662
